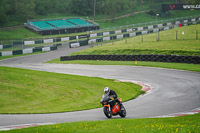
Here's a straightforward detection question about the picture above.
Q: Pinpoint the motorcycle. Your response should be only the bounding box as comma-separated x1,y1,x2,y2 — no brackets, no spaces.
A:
100,94,126,118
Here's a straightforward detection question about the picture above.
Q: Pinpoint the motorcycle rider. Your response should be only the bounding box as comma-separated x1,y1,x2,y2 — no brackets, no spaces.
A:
103,87,121,107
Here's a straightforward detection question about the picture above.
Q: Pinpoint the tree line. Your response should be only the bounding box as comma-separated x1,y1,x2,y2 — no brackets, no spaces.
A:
0,0,139,24
0,0,199,25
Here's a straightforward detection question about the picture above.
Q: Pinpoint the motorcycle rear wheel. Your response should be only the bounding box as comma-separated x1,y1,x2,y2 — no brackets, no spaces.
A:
103,106,113,118
119,104,126,117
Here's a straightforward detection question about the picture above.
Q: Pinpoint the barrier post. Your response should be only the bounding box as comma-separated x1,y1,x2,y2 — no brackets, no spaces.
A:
196,30,198,40
156,31,160,41
112,37,114,44
176,30,178,40
135,60,138,65
141,35,143,42
22,39,24,49
12,40,13,50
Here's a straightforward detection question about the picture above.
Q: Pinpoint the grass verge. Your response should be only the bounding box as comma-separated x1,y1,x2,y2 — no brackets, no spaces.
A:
0,66,142,114
46,60,200,72
1,113,199,133
70,24,200,56
1,11,200,40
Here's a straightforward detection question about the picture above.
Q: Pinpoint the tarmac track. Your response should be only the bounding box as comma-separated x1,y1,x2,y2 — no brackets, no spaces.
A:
0,45,200,129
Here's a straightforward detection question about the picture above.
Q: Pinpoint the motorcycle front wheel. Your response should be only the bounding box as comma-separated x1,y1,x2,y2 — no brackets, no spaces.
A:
119,104,126,118
103,106,112,118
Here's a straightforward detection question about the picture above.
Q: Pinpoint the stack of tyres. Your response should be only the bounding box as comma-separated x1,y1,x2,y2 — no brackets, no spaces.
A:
192,56,200,64
118,55,124,61
59,54,200,64
177,56,184,63
136,55,142,61
124,55,132,61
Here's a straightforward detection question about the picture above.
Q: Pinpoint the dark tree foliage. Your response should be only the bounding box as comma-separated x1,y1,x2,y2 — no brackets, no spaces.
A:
0,0,8,23
69,0,93,16
0,0,199,25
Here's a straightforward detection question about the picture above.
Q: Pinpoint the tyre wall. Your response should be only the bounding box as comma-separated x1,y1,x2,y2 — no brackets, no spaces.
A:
60,54,200,64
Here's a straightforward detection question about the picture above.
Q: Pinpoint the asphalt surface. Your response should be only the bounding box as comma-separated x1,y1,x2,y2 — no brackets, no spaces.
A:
0,45,200,128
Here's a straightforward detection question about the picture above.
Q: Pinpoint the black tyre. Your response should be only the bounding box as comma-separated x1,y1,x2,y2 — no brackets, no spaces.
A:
119,104,126,118
103,106,112,118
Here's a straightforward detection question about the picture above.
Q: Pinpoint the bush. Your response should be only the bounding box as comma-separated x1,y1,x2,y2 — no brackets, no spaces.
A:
146,9,159,16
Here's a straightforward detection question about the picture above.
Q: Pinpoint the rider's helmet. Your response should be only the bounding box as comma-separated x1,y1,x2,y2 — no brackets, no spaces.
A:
104,87,110,94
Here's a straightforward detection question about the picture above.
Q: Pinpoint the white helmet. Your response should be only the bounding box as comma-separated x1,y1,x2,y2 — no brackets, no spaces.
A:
104,87,110,94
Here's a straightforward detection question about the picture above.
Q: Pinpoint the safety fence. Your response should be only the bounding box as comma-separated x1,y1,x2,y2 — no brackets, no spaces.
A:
98,14,200,32
0,45,57,57
87,17,200,44
60,54,200,64
122,29,200,43
0,15,200,56
1,15,200,46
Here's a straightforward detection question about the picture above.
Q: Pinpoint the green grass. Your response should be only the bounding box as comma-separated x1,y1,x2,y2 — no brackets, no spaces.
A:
46,24,200,72
0,28,40,40
0,27,87,41
0,66,142,114
47,60,200,72
2,113,199,133
0,10,199,40
95,10,200,29
73,40,200,56
71,24,200,56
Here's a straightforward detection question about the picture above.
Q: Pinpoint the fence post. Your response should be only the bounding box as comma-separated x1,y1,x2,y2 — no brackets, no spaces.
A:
176,30,178,40
21,39,22,49
12,40,13,50
141,34,143,42
196,30,198,40
156,31,160,41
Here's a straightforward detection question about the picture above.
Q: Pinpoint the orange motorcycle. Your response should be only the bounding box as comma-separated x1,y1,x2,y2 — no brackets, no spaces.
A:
100,94,126,118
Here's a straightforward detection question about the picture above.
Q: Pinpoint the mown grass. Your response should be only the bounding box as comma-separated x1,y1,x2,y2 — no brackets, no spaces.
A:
1,10,200,40
0,27,86,41
0,66,142,114
71,24,200,56
47,24,200,72
0,28,40,41
47,60,200,72
2,113,199,133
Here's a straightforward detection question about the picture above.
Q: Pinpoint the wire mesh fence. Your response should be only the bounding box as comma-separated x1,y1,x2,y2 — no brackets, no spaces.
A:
1,14,200,52
129,29,200,43
98,14,200,32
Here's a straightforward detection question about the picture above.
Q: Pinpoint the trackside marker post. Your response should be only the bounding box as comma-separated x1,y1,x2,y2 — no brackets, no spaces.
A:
135,60,138,65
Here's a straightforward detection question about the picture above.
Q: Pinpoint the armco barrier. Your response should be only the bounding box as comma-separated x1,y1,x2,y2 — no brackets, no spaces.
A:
0,45,57,57
60,54,200,64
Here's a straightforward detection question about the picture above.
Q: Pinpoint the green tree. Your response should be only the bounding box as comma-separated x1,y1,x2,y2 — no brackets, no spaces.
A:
0,0,8,23
109,0,122,22
129,0,137,16
101,0,124,22
178,0,200,4
15,0,35,20
69,0,93,15
186,0,200,4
